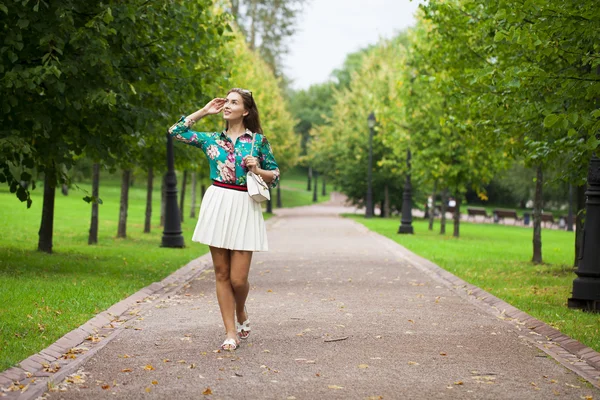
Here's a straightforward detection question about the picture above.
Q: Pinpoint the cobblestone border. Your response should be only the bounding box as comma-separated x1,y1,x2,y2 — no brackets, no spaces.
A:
0,253,213,400
370,226,600,390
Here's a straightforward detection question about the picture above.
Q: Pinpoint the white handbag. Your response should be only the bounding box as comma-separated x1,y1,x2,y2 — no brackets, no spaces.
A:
246,134,270,203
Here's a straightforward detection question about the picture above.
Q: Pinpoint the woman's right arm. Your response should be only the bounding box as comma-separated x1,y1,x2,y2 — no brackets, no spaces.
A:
168,116,209,149
167,98,226,148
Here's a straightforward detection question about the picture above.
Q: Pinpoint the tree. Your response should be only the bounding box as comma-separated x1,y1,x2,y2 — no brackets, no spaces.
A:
229,0,306,75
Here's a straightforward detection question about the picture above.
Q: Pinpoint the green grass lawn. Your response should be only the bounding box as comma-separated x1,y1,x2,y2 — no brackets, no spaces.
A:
0,168,316,371
347,216,600,353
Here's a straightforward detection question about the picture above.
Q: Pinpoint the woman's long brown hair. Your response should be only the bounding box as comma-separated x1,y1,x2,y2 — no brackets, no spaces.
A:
226,88,263,134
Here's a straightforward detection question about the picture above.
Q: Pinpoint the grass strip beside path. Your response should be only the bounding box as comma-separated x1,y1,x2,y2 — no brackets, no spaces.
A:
347,216,600,353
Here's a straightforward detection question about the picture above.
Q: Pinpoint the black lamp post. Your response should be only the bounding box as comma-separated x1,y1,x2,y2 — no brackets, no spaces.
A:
568,154,600,311
398,148,414,234
161,132,185,248
366,112,376,218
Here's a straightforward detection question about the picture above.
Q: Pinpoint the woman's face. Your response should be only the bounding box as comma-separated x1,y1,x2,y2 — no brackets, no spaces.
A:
223,92,248,122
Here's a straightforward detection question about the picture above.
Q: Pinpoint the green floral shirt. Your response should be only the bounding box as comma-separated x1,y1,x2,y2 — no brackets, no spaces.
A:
168,116,280,188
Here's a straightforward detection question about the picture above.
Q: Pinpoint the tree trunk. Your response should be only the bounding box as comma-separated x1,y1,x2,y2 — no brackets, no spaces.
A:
61,184,68,196
88,163,100,244
160,174,166,227
190,172,197,218
453,196,461,238
532,165,543,264
276,184,282,208
574,184,586,267
429,181,437,231
231,0,239,19
307,166,312,191
249,0,257,50
379,199,385,218
117,169,131,238
38,171,56,253
179,170,188,222
313,170,318,203
384,184,390,218
201,183,206,198
440,188,447,235
144,166,153,234
266,195,273,213
322,176,326,197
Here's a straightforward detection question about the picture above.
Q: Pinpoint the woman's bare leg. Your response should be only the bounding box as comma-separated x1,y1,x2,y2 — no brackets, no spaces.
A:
209,246,238,348
230,250,252,325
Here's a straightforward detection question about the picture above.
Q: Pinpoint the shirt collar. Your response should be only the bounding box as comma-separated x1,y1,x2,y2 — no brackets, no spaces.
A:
220,129,254,139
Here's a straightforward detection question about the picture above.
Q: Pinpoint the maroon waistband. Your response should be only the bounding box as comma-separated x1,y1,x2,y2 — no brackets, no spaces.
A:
212,180,248,192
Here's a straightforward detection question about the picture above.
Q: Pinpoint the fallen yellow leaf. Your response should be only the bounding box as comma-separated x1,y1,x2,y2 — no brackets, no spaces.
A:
358,364,369,369
101,384,110,390
152,380,158,385
407,361,419,365
144,364,155,371
328,385,344,390
439,352,447,356
454,381,463,385
121,368,132,373
202,387,213,395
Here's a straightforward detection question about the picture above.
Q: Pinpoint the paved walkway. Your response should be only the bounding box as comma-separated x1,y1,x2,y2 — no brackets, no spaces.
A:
2,196,599,399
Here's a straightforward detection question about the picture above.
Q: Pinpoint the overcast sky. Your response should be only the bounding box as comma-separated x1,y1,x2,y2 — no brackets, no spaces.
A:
283,0,423,90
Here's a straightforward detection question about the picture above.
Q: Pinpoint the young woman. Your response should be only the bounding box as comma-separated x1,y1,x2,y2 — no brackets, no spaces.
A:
168,88,280,351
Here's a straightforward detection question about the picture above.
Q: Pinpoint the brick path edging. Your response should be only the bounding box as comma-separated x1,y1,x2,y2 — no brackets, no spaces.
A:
365,223,600,390
0,252,213,400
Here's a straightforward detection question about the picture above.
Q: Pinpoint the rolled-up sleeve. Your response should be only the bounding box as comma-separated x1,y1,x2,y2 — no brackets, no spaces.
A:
259,135,280,188
168,116,210,150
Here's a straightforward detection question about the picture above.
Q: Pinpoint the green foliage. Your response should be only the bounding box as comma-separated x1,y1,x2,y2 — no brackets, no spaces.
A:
1,0,232,206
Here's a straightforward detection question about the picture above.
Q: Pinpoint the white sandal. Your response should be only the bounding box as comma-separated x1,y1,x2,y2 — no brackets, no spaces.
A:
236,307,251,340
220,338,238,351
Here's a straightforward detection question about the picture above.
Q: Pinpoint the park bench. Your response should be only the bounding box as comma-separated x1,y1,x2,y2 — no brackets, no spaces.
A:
541,212,555,228
467,207,491,222
493,208,521,224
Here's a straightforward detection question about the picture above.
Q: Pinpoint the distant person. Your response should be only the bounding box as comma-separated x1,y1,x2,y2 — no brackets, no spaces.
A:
448,197,456,207
168,88,280,351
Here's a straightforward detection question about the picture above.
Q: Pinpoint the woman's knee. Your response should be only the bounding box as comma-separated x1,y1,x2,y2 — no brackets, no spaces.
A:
213,263,231,282
230,276,248,291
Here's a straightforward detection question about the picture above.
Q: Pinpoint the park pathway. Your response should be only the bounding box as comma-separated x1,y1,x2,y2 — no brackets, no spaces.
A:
8,196,600,399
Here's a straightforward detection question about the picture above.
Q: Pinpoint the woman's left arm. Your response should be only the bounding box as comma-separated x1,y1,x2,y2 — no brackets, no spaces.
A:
255,136,280,188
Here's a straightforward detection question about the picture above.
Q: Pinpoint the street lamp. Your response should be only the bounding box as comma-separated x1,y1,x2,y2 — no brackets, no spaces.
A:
568,154,600,311
398,147,414,234
161,131,185,248
366,112,376,218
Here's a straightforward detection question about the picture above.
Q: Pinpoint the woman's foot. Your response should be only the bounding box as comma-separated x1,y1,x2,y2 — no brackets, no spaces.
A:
236,307,251,340
221,334,240,351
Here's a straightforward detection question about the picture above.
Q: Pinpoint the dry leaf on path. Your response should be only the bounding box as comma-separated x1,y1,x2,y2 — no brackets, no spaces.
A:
358,364,369,369
121,368,132,373
328,385,344,390
144,365,155,371
202,387,213,395
407,361,419,366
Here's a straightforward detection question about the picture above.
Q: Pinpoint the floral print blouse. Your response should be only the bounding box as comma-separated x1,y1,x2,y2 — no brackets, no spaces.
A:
168,116,280,188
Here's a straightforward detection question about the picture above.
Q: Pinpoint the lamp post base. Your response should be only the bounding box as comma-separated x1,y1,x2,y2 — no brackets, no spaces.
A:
568,298,600,312
398,224,414,234
161,235,185,248
568,277,600,312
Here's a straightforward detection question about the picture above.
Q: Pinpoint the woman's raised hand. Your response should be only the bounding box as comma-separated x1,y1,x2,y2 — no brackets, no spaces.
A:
202,98,226,115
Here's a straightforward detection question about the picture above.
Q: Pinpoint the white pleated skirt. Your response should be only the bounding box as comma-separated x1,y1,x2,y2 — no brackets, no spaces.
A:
192,185,268,251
